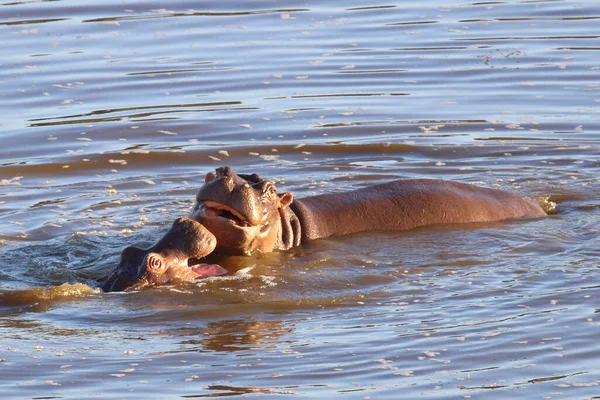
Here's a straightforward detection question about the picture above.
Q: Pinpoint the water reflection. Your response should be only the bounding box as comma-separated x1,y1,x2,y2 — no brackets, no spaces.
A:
182,385,297,397
82,8,311,24
165,319,293,353
0,18,68,26
28,101,255,127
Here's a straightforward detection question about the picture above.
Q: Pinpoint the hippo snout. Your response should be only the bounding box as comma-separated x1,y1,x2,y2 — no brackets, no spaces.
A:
101,218,219,292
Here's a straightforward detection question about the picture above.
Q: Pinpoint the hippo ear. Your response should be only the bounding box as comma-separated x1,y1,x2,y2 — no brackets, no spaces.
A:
205,171,215,183
278,192,294,209
145,253,166,273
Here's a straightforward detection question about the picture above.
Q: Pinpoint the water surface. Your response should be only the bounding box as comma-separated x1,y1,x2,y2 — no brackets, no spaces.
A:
1,0,599,398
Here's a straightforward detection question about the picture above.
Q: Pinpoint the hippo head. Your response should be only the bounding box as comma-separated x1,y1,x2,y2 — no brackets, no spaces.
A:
190,166,293,255
102,218,227,292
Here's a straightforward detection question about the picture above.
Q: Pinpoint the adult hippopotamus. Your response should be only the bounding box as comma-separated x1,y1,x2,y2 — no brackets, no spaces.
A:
190,166,546,255
103,166,545,291
101,217,227,292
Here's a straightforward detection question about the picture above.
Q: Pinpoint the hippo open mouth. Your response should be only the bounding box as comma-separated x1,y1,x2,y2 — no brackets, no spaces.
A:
187,258,226,278
190,166,295,255
193,166,277,228
199,200,252,228
101,218,227,292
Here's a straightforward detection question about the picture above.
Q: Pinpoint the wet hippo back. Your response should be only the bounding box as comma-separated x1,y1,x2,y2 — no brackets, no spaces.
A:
289,179,545,242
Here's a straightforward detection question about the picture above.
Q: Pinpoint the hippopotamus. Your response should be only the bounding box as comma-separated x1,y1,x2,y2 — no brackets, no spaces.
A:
191,166,546,255
101,217,227,292
102,166,545,291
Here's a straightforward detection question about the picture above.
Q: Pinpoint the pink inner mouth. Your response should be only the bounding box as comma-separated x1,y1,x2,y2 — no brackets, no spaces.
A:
201,201,252,227
190,263,228,278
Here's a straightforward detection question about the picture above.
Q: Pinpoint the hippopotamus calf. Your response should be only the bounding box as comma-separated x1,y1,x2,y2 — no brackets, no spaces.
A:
191,167,546,255
102,217,227,292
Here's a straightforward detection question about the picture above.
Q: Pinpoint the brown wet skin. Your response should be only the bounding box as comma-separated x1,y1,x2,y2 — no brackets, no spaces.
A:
190,166,546,255
101,217,226,292
191,166,295,255
104,166,546,291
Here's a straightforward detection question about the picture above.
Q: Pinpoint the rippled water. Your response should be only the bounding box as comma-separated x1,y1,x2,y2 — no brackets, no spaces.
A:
1,0,599,398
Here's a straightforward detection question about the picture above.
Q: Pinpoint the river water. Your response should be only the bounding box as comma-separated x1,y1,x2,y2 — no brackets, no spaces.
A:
1,0,599,398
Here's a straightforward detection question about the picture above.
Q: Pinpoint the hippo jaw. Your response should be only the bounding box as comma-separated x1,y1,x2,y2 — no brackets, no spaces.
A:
101,218,227,292
199,200,253,228
191,167,293,255
102,255,226,292
123,252,226,291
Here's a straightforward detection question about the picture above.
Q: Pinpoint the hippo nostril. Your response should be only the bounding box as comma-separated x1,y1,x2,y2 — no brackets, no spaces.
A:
224,176,235,192
216,166,232,178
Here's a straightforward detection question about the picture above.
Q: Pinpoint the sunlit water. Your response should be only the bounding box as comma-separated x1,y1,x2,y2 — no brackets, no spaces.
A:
1,0,599,398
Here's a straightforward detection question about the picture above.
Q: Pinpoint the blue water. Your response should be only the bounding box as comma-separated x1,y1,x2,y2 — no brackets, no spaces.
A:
1,0,599,398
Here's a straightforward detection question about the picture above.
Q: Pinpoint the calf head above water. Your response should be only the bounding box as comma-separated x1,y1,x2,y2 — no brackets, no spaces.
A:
101,217,226,292
191,166,294,255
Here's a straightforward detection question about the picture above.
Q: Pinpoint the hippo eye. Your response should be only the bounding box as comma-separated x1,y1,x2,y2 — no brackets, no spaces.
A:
260,182,277,202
